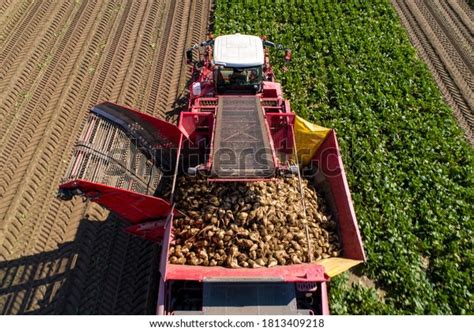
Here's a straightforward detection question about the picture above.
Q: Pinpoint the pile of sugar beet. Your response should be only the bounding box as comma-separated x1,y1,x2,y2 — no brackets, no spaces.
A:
169,175,341,268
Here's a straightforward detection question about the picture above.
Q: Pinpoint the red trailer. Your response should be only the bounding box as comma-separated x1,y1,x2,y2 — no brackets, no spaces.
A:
59,34,365,315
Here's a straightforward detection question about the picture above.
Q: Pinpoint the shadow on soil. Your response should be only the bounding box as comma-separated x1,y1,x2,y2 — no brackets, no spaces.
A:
0,214,160,314
165,71,198,123
0,88,195,314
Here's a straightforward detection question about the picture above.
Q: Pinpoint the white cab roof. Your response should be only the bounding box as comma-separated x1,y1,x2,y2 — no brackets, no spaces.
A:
213,34,264,67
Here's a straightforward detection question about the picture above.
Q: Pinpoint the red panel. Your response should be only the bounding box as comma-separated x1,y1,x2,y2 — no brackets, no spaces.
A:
178,111,214,142
165,263,327,283
266,113,295,153
125,219,167,241
99,101,188,143
312,130,366,261
262,81,283,98
157,215,173,315
320,282,330,315
60,180,176,224
265,112,295,124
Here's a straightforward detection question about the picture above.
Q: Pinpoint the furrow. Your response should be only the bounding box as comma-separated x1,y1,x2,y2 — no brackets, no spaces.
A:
0,0,213,314
419,0,473,87
391,0,474,144
118,0,164,108
0,0,101,254
0,0,32,46
1,0,121,260
0,0,59,83
142,0,179,116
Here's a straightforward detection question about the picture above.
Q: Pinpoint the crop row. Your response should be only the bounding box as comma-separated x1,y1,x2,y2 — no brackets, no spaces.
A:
214,0,473,314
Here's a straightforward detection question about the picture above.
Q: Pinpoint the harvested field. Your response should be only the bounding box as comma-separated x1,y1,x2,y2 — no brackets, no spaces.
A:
392,0,474,144
0,0,211,314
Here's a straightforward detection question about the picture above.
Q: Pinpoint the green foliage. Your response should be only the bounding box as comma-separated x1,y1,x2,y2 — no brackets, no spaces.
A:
330,273,396,315
214,0,473,314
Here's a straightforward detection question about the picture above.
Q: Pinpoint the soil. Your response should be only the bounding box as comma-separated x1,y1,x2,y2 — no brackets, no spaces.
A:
391,0,474,145
0,0,211,314
347,272,387,300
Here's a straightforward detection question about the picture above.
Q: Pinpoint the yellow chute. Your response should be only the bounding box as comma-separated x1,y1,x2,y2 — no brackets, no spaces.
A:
315,258,363,278
293,115,331,165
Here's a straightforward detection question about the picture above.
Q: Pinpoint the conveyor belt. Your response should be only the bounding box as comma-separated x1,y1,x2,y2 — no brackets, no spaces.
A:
211,96,275,178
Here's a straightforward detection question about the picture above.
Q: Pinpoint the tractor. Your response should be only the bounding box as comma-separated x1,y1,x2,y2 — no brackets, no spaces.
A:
58,34,365,315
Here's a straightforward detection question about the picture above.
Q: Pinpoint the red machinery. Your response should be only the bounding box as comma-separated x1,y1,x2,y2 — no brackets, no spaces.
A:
58,34,365,315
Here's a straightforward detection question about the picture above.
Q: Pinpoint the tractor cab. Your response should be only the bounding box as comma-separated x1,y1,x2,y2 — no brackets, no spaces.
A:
214,65,263,93
213,34,265,94
186,33,291,97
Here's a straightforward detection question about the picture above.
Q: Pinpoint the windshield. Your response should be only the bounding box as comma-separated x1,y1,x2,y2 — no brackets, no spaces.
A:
216,66,263,87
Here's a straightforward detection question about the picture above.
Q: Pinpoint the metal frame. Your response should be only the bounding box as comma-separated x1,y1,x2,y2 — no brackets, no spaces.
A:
58,35,365,316
59,179,178,224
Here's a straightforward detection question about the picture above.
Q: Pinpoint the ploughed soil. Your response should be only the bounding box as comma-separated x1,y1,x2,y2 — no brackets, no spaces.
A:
0,0,211,314
392,0,474,144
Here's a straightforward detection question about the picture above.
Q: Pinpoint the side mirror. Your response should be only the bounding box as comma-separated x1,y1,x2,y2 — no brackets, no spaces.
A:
186,49,193,64
282,49,292,72
284,49,292,62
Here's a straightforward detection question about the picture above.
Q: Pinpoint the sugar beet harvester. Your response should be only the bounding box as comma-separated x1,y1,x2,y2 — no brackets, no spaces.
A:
58,34,365,315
